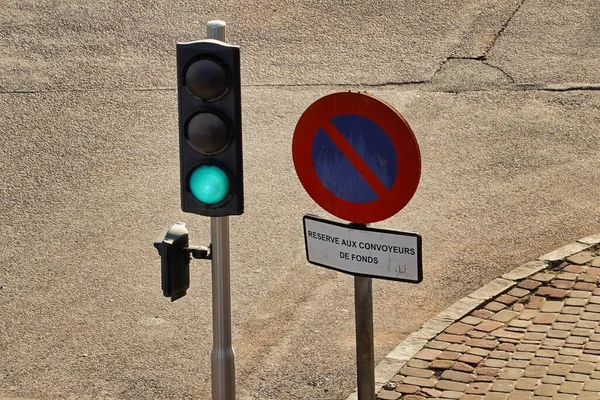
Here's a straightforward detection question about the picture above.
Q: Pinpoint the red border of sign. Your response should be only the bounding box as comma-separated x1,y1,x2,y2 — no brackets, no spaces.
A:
292,92,421,223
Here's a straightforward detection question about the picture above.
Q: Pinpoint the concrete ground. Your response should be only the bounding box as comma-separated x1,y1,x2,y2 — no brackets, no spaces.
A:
1,0,599,399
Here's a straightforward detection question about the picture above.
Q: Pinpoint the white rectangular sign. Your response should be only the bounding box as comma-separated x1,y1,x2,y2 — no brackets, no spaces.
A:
303,215,422,283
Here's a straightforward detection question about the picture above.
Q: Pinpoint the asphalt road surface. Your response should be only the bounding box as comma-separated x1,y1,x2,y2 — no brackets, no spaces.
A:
1,0,599,399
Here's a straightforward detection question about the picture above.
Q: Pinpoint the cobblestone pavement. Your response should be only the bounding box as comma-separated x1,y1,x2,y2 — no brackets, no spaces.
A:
373,235,600,400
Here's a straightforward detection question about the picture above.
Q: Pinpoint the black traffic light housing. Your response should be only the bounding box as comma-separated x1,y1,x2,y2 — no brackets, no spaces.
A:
177,39,244,217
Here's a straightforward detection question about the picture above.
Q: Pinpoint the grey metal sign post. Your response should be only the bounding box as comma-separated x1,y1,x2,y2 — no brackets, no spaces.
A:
207,20,236,400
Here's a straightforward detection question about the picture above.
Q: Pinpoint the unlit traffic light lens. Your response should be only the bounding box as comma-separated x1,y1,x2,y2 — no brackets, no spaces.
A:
188,165,231,205
185,59,227,101
186,112,229,154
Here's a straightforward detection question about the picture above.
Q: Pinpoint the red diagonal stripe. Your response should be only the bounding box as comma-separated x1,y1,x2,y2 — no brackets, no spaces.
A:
321,119,389,198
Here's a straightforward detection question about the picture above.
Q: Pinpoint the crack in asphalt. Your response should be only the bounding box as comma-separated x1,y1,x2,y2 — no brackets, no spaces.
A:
482,0,527,57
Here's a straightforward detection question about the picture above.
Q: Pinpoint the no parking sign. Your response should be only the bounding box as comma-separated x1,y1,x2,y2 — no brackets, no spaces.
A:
292,92,421,224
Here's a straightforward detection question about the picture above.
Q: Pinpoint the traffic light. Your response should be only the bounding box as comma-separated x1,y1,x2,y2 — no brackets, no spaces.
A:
176,39,244,217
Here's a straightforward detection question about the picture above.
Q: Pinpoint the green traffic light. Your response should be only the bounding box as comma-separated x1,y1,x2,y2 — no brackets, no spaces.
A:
188,165,231,205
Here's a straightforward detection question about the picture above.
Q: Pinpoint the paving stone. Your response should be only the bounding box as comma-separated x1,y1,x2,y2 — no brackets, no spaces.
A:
534,313,558,324
465,382,491,395
508,320,531,330
377,389,402,400
583,379,600,391
440,391,463,399
543,338,566,347
489,350,510,360
564,265,587,274
496,295,519,305
439,351,461,360
445,322,474,335
582,312,600,322
430,359,455,370
558,314,580,323
519,309,539,320
474,375,495,383
462,395,484,400
541,301,565,313
566,336,588,345
483,358,506,368
537,349,558,358
395,384,420,394
485,302,507,312
580,354,600,362
554,395,576,400
566,373,589,382
408,359,431,369
507,391,532,400
578,274,599,283
401,366,435,378
490,330,523,340
515,377,540,391
468,330,488,339
590,296,600,304
462,316,485,325
571,328,594,337
475,320,504,332
542,375,565,385
559,381,585,394
530,357,553,366
524,365,548,378
519,279,543,290
476,367,500,377
571,291,593,299
484,393,507,400
403,396,427,400
548,330,571,339
466,339,498,349
576,392,600,400
528,324,550,332
588,267,600,275
471,309,495,319
420,387,441,397
533,273,556,283
437,334,469,343
404,376,436,387
594,257,600,268
490,380,514,393
537,287,569,299
491,310,519,323
554,322,576,331
566,298,589,306
440,370,474,383
498,368,524,380
415,349,442,361
458,354,483,365
558,272,580,281
523,332,546,341
578,320,600,330
559,348,583,356
568,252,594,265
575,282,597,291
452,362,474,373
428,340,451,350
534,384,559,396
515,343,539,352
434,380,467,391
563,306,585,315
512,351,535,360
548,363,572,376
498,343,516,352
587,304,600,313
447,343,469,353
508,288,530,298
467,347,490,357
556,355,578,364
506,359,529,368
527,296,546,309
554,280,576,289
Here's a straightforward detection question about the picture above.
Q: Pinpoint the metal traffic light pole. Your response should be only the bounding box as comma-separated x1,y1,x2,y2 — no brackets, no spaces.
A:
207,20,236,400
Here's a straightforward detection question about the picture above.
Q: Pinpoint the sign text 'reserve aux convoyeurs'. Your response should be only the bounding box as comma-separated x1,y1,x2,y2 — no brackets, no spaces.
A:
303,215,422,283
